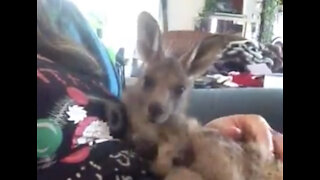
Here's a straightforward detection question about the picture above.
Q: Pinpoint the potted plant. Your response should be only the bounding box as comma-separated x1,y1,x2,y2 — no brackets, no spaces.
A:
195,0,218,32
258,0,282,43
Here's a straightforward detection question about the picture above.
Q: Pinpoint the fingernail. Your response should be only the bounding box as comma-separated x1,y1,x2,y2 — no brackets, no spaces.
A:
225,127,242,140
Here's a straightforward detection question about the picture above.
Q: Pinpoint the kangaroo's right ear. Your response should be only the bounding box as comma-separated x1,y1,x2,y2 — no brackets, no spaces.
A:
137,11,163,65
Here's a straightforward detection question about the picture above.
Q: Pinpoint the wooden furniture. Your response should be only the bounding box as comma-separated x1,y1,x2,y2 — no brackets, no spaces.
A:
162,31,212,59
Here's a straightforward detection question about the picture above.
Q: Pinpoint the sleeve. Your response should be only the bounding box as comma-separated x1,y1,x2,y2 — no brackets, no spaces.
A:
37,56,157,180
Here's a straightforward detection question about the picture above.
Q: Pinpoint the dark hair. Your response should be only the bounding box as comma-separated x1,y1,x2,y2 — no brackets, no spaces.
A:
37,0,103,77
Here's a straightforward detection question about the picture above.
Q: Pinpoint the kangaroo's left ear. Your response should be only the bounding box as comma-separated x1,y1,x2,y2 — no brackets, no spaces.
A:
180,34,245,78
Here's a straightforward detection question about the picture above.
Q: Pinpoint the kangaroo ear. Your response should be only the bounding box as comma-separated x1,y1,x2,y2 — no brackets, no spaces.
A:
180,34,245,78
137,11,163,65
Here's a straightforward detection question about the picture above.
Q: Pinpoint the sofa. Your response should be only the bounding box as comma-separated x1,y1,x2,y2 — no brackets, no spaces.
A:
187,88,283,133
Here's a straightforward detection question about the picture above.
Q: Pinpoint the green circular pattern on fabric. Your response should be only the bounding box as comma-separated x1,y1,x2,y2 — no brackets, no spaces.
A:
37,118,63,158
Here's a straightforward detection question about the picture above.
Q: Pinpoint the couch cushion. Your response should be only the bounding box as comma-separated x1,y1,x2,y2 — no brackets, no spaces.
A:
187,88,283,132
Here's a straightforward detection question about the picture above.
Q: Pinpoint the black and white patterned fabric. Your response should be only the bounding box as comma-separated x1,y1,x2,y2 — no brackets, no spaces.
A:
222,40,274,66
211,40,283,74
37,54,156,180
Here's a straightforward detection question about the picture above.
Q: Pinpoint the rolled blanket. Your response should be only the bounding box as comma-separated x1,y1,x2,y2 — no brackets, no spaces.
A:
222,40,274,67
211,40,283,74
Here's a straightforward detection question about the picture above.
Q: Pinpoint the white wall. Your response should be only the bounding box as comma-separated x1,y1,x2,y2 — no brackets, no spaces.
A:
243,0,258,21
71,0,161,78
273,11,283,40
167,0,205,31
101,0,160,57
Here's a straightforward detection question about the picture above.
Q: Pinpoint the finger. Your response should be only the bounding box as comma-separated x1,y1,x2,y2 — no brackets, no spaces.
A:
271,130,283,161
239,115,273,152
206,114,273,152
205,116,241,139
205,115,242,133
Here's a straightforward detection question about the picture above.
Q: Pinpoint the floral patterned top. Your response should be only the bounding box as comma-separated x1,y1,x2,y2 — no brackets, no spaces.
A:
37,54,155,180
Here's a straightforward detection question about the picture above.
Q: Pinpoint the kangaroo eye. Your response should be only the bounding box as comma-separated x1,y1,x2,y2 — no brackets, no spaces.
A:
144,76,155,90
173,85,185,97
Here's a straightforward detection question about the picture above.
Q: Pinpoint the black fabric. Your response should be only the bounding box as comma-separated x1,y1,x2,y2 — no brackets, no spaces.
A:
37,142,155,180
37,54,156,180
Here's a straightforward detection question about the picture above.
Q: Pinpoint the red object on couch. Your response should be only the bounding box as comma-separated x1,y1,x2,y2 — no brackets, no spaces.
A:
231,73,263,87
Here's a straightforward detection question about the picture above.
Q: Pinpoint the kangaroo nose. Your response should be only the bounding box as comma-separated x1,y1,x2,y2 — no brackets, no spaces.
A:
148,103,163,118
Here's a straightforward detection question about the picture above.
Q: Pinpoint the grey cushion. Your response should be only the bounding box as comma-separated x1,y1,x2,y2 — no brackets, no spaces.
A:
187,88,283,133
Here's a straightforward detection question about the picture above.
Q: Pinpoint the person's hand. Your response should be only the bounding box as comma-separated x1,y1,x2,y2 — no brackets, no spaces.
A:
205,114,283,161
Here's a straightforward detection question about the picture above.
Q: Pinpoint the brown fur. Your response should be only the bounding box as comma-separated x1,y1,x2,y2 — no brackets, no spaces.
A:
122,12,283,180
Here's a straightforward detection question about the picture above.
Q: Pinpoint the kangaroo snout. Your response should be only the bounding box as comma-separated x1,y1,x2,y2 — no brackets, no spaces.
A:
148,102,164,120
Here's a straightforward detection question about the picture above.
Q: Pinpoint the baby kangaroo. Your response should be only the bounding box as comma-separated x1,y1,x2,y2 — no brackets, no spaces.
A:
122,12,283,180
